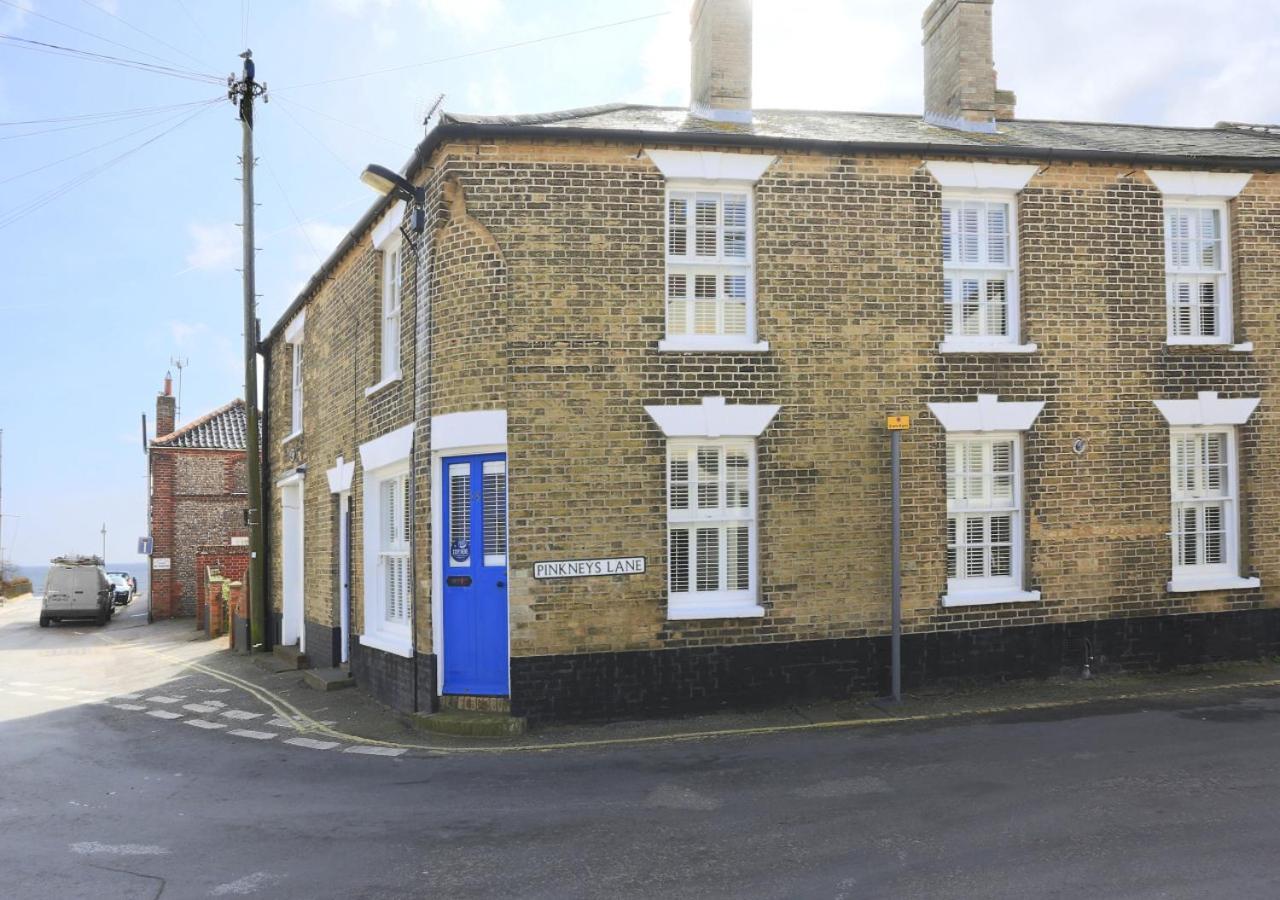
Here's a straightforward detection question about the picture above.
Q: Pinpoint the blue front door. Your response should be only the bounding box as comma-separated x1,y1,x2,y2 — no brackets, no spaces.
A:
442,453,509,695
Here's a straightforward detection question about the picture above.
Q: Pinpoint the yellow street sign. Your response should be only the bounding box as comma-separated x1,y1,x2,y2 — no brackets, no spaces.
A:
887,416,911,431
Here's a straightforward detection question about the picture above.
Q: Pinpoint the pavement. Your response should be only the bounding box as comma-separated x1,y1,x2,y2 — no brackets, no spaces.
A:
6,589,1280,897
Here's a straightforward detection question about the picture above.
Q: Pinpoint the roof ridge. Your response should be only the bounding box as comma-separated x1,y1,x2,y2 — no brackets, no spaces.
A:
153,397,244,446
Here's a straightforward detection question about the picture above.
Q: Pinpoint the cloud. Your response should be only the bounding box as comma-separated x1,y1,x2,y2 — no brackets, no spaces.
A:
183,223,240,272
419,0,503,31
464,69,514,114
169,321,208,345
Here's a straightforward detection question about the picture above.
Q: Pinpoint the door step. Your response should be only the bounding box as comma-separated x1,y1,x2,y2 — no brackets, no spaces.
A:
272,643,310,670
412,709,527,738
302,666,354,692
438,694,511,714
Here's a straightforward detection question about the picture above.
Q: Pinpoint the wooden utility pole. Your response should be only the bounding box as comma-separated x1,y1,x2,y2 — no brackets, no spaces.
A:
229,51,267,648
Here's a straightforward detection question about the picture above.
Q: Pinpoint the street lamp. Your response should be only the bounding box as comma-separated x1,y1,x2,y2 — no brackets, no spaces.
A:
360,164,425,234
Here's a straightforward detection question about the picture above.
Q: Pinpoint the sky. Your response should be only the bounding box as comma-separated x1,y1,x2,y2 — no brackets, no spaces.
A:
0,0,1277,565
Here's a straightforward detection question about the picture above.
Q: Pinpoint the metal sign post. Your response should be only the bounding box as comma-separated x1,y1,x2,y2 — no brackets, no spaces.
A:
887,415,910,704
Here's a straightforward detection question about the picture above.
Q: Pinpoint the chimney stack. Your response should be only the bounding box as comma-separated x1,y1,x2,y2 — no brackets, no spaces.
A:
922,0,1015,132
157,374,176,437
689,0,752,124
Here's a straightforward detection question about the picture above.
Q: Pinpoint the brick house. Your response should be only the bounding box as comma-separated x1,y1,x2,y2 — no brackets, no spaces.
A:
148,377,249,619
261,0,1280,723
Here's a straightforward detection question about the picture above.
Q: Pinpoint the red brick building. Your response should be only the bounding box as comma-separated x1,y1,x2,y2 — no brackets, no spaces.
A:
148,378,249,619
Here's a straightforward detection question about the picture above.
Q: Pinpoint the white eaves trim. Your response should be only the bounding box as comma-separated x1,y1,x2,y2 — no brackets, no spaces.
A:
1167,574,1261,594
1146,170,1252,199
942,588,1041,608
1153,391,1260,427
326,455,354,494
925,161,1039,192
283,309,305,344
432,410,506,452
645,149,776,184
645,396,780,439
371,200,406,249
927,394,1045,433
359,422,415,473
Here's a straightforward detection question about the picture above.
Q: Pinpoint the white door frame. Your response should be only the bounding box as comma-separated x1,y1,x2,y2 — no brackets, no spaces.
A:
277,472,305,651
430,409,508,695
338,490,351,664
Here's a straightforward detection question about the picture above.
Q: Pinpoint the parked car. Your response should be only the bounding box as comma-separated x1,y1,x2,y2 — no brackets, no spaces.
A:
106,572,133,606
40,556,114,627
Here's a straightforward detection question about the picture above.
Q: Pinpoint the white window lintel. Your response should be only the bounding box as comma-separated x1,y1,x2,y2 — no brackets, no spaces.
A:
928,394,1045,433
1153,392,1259,427
926,161,1038,192
646,149,776,184
359,422,415,473
326,456,354,494
646,396,780,439
432,410,506,452
1146,170,1252,200
283,309,305,344
371,199,406,249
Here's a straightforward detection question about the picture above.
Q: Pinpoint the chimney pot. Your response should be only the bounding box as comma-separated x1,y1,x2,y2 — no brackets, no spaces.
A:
157,375,176,437
689,0,752,124
922,0,1014,132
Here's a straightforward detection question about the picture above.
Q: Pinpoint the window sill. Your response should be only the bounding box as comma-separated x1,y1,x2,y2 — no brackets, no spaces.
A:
1231,342,1254,353
1165,339,1234,348
364,373,402,398
941,588,1041,608
657,339,770,354
1166,575,1260,594
939,341,1038,355
667,602,765,621
282,430,303,446
359,630,413,659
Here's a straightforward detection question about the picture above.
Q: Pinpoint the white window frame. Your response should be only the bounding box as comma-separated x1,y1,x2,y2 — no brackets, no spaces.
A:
661,184,764,352
376,237,403,389
288,341,304,438
938,190,1034,354
928,394,1044,607
1153,392,1260,593
358,424,415,657
1163,199,1232,345
377,469,411,627
665,438,761,620
945,433,1025,601
646,149,774,354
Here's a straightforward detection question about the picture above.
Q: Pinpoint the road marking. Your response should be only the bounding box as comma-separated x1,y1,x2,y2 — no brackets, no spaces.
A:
70,842,170,856
343,745,407,757
113,703,148,711
183,703,220,714
185,719,226,730
221,709,263,721
228,729,276,740
285,737,340,751
265,717,294,728
211,872,281,896
146,695,183,704
146,710,183,720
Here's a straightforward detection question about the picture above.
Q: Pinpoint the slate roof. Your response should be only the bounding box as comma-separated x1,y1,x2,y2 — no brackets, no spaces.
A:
442,104,1280,162
152,399,247,451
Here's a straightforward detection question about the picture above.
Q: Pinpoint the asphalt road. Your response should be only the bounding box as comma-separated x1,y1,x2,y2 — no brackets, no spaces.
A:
3,592,1280,899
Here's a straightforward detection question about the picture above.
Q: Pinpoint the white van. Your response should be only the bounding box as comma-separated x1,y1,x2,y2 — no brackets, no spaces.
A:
40,556,114,628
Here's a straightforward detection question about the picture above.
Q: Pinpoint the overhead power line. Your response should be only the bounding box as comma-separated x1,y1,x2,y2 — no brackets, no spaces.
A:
0,96,222,140
0,0,192,70
0,100,218,231
274,11,670,91
0,34,223,85
0,97,222,128
0,101,221,187
74,0,216,72
273,95,414,152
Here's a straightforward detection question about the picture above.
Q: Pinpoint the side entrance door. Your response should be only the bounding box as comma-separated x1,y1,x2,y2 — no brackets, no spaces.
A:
442,453,509,696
